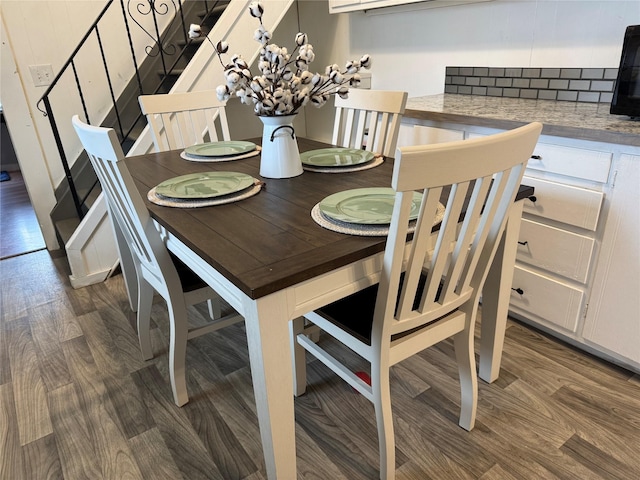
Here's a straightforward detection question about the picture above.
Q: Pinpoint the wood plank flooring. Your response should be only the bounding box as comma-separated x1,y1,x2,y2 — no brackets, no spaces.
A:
1,249,639,479
0,170,46,259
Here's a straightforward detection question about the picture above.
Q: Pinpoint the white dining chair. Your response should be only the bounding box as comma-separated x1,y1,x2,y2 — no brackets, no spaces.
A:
139,90,231,152
292,122,543,479
332,89,408,158
72,115,243,407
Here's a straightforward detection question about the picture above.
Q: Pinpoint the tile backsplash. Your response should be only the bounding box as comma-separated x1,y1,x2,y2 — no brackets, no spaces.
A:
445,67,618,103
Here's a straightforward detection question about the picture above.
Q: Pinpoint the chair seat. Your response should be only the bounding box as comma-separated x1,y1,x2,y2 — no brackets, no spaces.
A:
170,253,207,292
317,273,434,345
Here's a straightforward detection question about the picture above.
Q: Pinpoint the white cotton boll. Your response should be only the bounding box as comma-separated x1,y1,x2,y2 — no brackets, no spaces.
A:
188,24,201,39
330,71,343,84
249,1,264,18
312,74,323,86
337,86,349,98
216,84,230,101
295,33,307,46
216,41,229,54
360,54,371,68
300,71,313,84
350,74,361,86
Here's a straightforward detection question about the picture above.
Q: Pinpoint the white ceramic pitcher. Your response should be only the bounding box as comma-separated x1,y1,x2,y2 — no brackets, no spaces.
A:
258,115,303,179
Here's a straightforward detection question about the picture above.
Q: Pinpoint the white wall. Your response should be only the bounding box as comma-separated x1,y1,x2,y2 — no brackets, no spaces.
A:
299,0,640,142
0,0,180,248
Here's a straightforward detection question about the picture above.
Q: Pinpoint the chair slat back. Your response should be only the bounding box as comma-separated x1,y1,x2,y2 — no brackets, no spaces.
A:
139,90,231,152
72,115,175,291
375,122,543,338
332,89,408,158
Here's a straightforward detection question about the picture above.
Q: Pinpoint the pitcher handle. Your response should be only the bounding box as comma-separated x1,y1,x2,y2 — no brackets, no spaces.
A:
270,125,295,142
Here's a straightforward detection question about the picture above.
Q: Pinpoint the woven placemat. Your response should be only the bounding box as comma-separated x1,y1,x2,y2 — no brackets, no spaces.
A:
303,155,383,173
311,201,445,237
148,180,263,208
180,146,261,163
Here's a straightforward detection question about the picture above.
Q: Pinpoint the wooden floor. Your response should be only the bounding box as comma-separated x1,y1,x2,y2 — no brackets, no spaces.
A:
1,249,639,480
0,170,46,259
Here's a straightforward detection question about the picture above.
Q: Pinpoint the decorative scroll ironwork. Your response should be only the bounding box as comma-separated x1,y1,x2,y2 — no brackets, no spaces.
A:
127,0,179,58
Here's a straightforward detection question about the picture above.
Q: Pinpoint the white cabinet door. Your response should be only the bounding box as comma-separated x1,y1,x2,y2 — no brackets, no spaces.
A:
583,154,640,367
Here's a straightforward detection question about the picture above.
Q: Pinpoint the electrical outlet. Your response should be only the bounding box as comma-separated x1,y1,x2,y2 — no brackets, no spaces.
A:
29,64,54,87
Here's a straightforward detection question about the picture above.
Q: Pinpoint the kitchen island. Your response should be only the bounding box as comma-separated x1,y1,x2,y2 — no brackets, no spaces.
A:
398,94,639,373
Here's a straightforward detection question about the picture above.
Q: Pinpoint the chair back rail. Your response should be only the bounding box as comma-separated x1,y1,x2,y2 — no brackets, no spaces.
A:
138,90,231,151
332,89,408,158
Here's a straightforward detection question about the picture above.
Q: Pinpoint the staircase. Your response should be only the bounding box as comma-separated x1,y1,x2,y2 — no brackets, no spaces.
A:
40,0,296,288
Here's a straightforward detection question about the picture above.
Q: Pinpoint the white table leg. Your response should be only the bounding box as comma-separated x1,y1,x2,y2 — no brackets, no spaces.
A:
242,292,297,480
479,200,524,382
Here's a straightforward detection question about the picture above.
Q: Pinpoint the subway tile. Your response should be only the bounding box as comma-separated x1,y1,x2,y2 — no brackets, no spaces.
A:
581,68,604,79
505,68,523,77
541,68,561,78
523,68,541,78
446,66,459,76
569,79,591,90
487,87,503,96
458,86,473,94
520,89,539,99
530,78,549,89
561,68,582,79
480,77,496,86
473,67,489,76
452,76,466,85
466,77,481,86
489,68,505,77
496,78,513,87
604,68,618,79
472,86,488,96
538,90,558,100
590,80,614,92
557,90,578,101
460,67,474,76
549,79,569,90
577,91,601,102
600,92,613,103
503,88,520,98
513,78,530,88
445,85,458,94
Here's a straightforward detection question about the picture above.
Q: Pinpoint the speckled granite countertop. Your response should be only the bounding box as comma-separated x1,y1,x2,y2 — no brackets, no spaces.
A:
405,94,640,148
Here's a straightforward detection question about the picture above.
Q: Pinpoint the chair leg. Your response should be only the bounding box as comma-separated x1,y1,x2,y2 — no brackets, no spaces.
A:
453,325,477,431
167,298,190,406
372,363,395,480
137,280,155,361
291,317,307,396
207,297,222,320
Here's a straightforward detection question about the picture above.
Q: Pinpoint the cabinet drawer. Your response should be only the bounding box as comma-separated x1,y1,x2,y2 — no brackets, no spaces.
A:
522,176,603,231
517,218,595,283
528,143,612,183
510,265,584,333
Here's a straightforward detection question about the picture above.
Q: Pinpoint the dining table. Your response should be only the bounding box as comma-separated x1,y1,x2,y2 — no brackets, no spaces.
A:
124,136,534,479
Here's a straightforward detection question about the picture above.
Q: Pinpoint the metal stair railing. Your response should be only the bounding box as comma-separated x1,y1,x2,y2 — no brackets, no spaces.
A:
36,0,228,222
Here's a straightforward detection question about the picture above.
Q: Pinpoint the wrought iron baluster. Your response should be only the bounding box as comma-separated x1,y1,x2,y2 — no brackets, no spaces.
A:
42,97,84,220
95,26,125,140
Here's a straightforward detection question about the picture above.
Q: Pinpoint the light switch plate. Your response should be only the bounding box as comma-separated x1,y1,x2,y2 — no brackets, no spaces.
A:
29,64,54,87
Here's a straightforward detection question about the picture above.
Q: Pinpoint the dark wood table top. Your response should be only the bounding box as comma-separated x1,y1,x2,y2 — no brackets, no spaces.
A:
126,138,534,299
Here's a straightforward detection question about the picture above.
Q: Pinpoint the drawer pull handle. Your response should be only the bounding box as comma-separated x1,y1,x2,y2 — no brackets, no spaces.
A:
530,155,542,160
518,241,528,246
511,287,524,295
528,195,537,203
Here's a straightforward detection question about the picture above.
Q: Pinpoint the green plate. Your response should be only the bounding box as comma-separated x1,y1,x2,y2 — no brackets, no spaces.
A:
155,172,255,199
319,187,423,225
301,148,375,167
184,141,256,158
